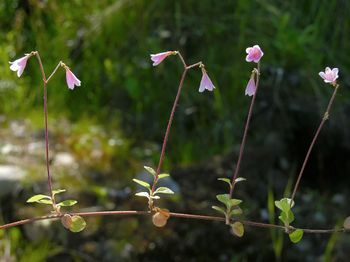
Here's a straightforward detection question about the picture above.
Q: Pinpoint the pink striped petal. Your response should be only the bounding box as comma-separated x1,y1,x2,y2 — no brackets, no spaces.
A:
150,51,174,66
245,76,256,96
9,55,31,77
199,70,215,93
65,68,81,90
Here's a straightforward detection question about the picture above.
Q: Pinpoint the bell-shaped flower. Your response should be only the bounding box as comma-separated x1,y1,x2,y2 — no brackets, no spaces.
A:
245,75,256,96
319,67,339,85
65,67,81,90
245,45,264,63
199,68,215,93
9,54,32,77
150,51,175,66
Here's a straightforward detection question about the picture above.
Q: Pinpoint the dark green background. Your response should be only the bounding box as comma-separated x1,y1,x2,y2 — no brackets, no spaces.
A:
0,0,350,261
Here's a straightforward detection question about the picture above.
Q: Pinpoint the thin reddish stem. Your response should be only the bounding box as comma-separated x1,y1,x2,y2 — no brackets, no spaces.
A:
150,53,203,196
151,68,188,194
34,52,55,205
291,84,339,201
229,63,261,197
0,210,347,234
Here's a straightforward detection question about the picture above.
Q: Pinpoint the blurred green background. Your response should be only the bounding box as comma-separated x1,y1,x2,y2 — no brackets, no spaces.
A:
1,0,350,261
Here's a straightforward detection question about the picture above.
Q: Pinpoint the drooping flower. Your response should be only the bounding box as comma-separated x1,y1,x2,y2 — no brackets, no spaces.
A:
245,45,264,63
199,68,215,93
319,67,339,85
150,51,175,66
245,75,256,96
9,54,32,77
65,67,81,90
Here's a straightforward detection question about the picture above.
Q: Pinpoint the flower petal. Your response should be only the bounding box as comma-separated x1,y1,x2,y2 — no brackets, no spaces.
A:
245,77,256,96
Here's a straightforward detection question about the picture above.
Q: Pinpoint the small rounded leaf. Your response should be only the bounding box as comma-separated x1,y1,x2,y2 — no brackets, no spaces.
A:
231,222,244,237
132,179,151,189
144,166,156,177
69,215,87,233
289,229,303,243
26,194,51,203
212,205,226,215
154,187,174,195
152,210,169,228
158,173,170,179
61,214,72,229
343,216,350,229
135,192,150,198
57,200,78,207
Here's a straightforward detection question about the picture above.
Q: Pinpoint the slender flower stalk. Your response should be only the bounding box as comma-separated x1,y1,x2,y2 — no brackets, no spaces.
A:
229,63,261,198
10,51,80,209
291,84,340,202
32,52,57,206
149,52,214,209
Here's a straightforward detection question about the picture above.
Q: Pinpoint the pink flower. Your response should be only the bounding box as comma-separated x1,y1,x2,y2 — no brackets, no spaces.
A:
150,51,175,66
9,54,31,77
319,67,339,84
199,68,215,93
65,67,81,90
245,75,256,96
245,45,264,63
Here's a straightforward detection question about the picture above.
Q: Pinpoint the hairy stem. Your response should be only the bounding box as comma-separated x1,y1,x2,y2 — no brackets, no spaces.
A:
229,63,261,197
291,84,339,201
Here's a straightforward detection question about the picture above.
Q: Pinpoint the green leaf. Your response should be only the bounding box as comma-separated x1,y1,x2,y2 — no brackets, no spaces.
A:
216,194,230,205
26,194,51,203
229,199,242,207
229,207,243,217
52,189,66,196
343,216,350,229
278,210,294,224
154,187,174,195
69,216,87,233
150,195,160,199
158,173,170,179
144,166,156,177
234,177,246,183
37,199,53,205
212,205,226,215
135,192,150,198
289,229,303,243
132,179,151,189
231,222,244,237
57,200,78,207
217,178,232,187
275,198,294,212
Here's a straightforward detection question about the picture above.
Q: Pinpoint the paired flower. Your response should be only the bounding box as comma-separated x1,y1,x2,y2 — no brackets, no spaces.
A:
150,51,176,66
9,53,33,77
245,45,264,63
199,66,215,93
319,67,339,85
245,74,256,97
9,53,81,90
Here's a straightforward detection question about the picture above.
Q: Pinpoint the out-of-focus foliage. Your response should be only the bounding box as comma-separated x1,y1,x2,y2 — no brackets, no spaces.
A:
1,0,350,261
